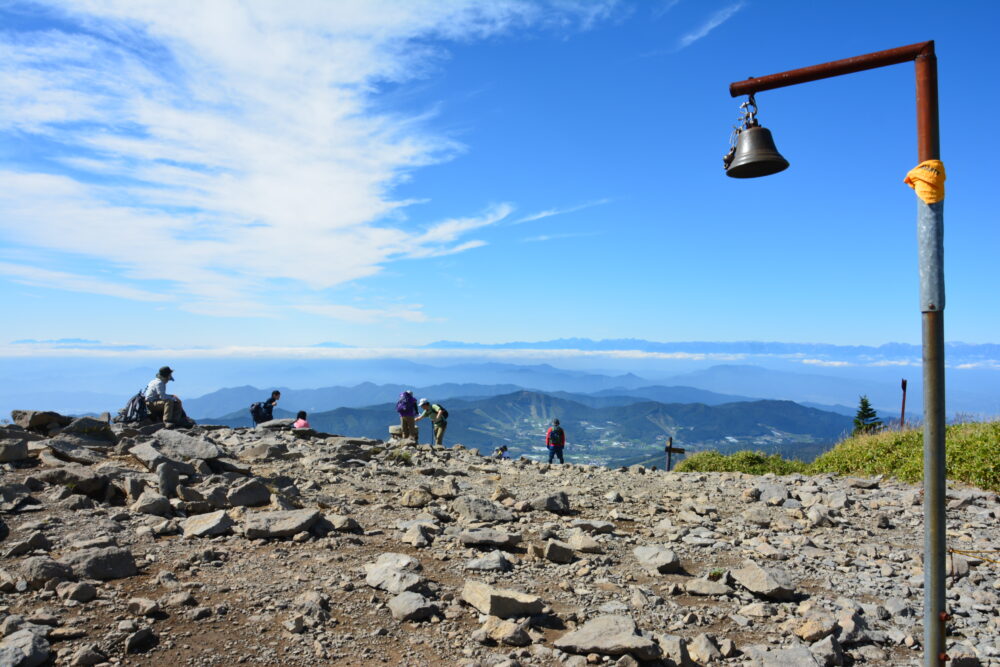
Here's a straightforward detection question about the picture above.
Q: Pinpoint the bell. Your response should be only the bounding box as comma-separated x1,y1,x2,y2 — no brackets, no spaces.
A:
725,125,789,178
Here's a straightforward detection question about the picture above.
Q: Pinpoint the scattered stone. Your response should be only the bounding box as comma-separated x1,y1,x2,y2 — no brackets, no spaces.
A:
59,547,137,580
243,509,319,539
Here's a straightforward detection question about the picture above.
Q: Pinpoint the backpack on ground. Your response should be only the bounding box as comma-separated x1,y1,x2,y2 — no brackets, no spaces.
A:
549,426,565,447
114,390,148,424
249,402,267,424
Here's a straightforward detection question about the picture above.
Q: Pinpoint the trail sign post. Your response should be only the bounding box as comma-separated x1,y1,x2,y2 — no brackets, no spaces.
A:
665,437,685,472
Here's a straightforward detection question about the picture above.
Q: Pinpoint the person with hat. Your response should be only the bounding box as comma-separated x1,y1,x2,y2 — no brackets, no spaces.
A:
415,398,448,445
546,418,566,464
143,366,192,427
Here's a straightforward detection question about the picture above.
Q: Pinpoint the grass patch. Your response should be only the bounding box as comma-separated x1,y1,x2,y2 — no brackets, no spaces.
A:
674,420,1000,493
385,447,413,466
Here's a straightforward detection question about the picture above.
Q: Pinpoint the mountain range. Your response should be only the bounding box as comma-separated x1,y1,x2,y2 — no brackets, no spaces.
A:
202,389,853,466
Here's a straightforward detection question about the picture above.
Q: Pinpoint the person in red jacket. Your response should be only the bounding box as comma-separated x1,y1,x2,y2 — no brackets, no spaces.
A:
546,418,566,464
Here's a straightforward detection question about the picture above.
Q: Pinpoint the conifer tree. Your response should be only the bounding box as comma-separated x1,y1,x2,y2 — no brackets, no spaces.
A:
852,395,882,435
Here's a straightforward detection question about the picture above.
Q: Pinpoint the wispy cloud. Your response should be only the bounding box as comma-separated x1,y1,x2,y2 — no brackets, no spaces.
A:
294,303,429,324
522,231,600,243
513,198,611,224
0,1,615,315
677,2,744,50
801,359,852,368
0,260,172,302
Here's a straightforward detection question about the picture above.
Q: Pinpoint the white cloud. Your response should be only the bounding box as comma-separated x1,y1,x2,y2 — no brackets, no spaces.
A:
0,260,171,302
295,303,429,324
801,359,852,367
0,1,614,313
513,198,611,224
677,2,744,50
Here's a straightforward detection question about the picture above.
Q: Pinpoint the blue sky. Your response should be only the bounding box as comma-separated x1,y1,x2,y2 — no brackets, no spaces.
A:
1,0,997,362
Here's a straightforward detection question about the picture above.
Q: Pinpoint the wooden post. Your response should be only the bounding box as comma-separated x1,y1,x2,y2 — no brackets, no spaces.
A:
900,378,908,428
665,437,686,471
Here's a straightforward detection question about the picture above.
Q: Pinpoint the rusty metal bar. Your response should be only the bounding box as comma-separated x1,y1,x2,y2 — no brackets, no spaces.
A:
729,41,934,97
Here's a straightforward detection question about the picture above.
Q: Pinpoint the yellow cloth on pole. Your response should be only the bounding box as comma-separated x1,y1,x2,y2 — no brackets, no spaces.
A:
904,160,946,204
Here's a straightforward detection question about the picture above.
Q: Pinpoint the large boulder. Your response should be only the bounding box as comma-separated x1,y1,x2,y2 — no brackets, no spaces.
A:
553,615,661,662
153,430,222,461
527,490,571,513
731,560,796,601
226,479,271,507
20,556,74,589
181,510,235,538
11,410,71,432
633,545,681,574
0,439,28,462
60,547,138,580
452,496,514,523
243,509,319,539
0,628,51,667
461,581,543,619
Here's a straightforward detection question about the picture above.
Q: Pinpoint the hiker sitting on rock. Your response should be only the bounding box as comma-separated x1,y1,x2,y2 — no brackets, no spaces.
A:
415,398,448,446
293,411,310,429
492,445,509,459
143,366,193,428
546,418,565,464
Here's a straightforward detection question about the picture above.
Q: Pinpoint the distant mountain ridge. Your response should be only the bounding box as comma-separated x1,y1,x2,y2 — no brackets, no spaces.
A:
182,382,761,420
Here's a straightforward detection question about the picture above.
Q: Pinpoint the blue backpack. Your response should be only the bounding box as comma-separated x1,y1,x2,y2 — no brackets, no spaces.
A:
549,426,565,447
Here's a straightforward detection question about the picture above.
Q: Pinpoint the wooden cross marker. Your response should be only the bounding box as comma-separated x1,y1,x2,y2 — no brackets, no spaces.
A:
665,436,686,471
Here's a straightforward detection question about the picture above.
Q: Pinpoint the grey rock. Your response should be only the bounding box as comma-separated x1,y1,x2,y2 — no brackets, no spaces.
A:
56,581,97,603
131,489,172,517
554,615,661,662
744,644,821,666
60,546,137,580
153,430,221,460
461,581,544,619
688,633,722,664
182,510,235,538
544,539,576,563
452,496,514,523
19,556,73,589
465,550,513,572
570,519,615,534
226,479,271,507
460,528,521,549
387,591,436,622
0,439,28,462
156,462,181,498
633,545,681,574
731,560,796,601
757,482,789,505
0,628,50,667
810,634,845,667
243,509,319,539
11,410,70,431
685,578,733,596
528,490,571,513
125,627,156,653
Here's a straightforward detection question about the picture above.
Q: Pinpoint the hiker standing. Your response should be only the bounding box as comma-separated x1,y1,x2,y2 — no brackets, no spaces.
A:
395,390,419,442
251,390,281,425
546,418,566,464
144,366,192,427
415,398,448,446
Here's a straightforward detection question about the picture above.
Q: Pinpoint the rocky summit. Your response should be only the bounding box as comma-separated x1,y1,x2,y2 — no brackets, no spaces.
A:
1,410,998,666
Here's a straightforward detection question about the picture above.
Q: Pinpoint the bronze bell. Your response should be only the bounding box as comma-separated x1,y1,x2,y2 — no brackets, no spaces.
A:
724,125,789,178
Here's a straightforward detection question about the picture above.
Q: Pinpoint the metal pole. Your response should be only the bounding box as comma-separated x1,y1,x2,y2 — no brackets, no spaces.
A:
727,40,946,665
915,48,948,667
